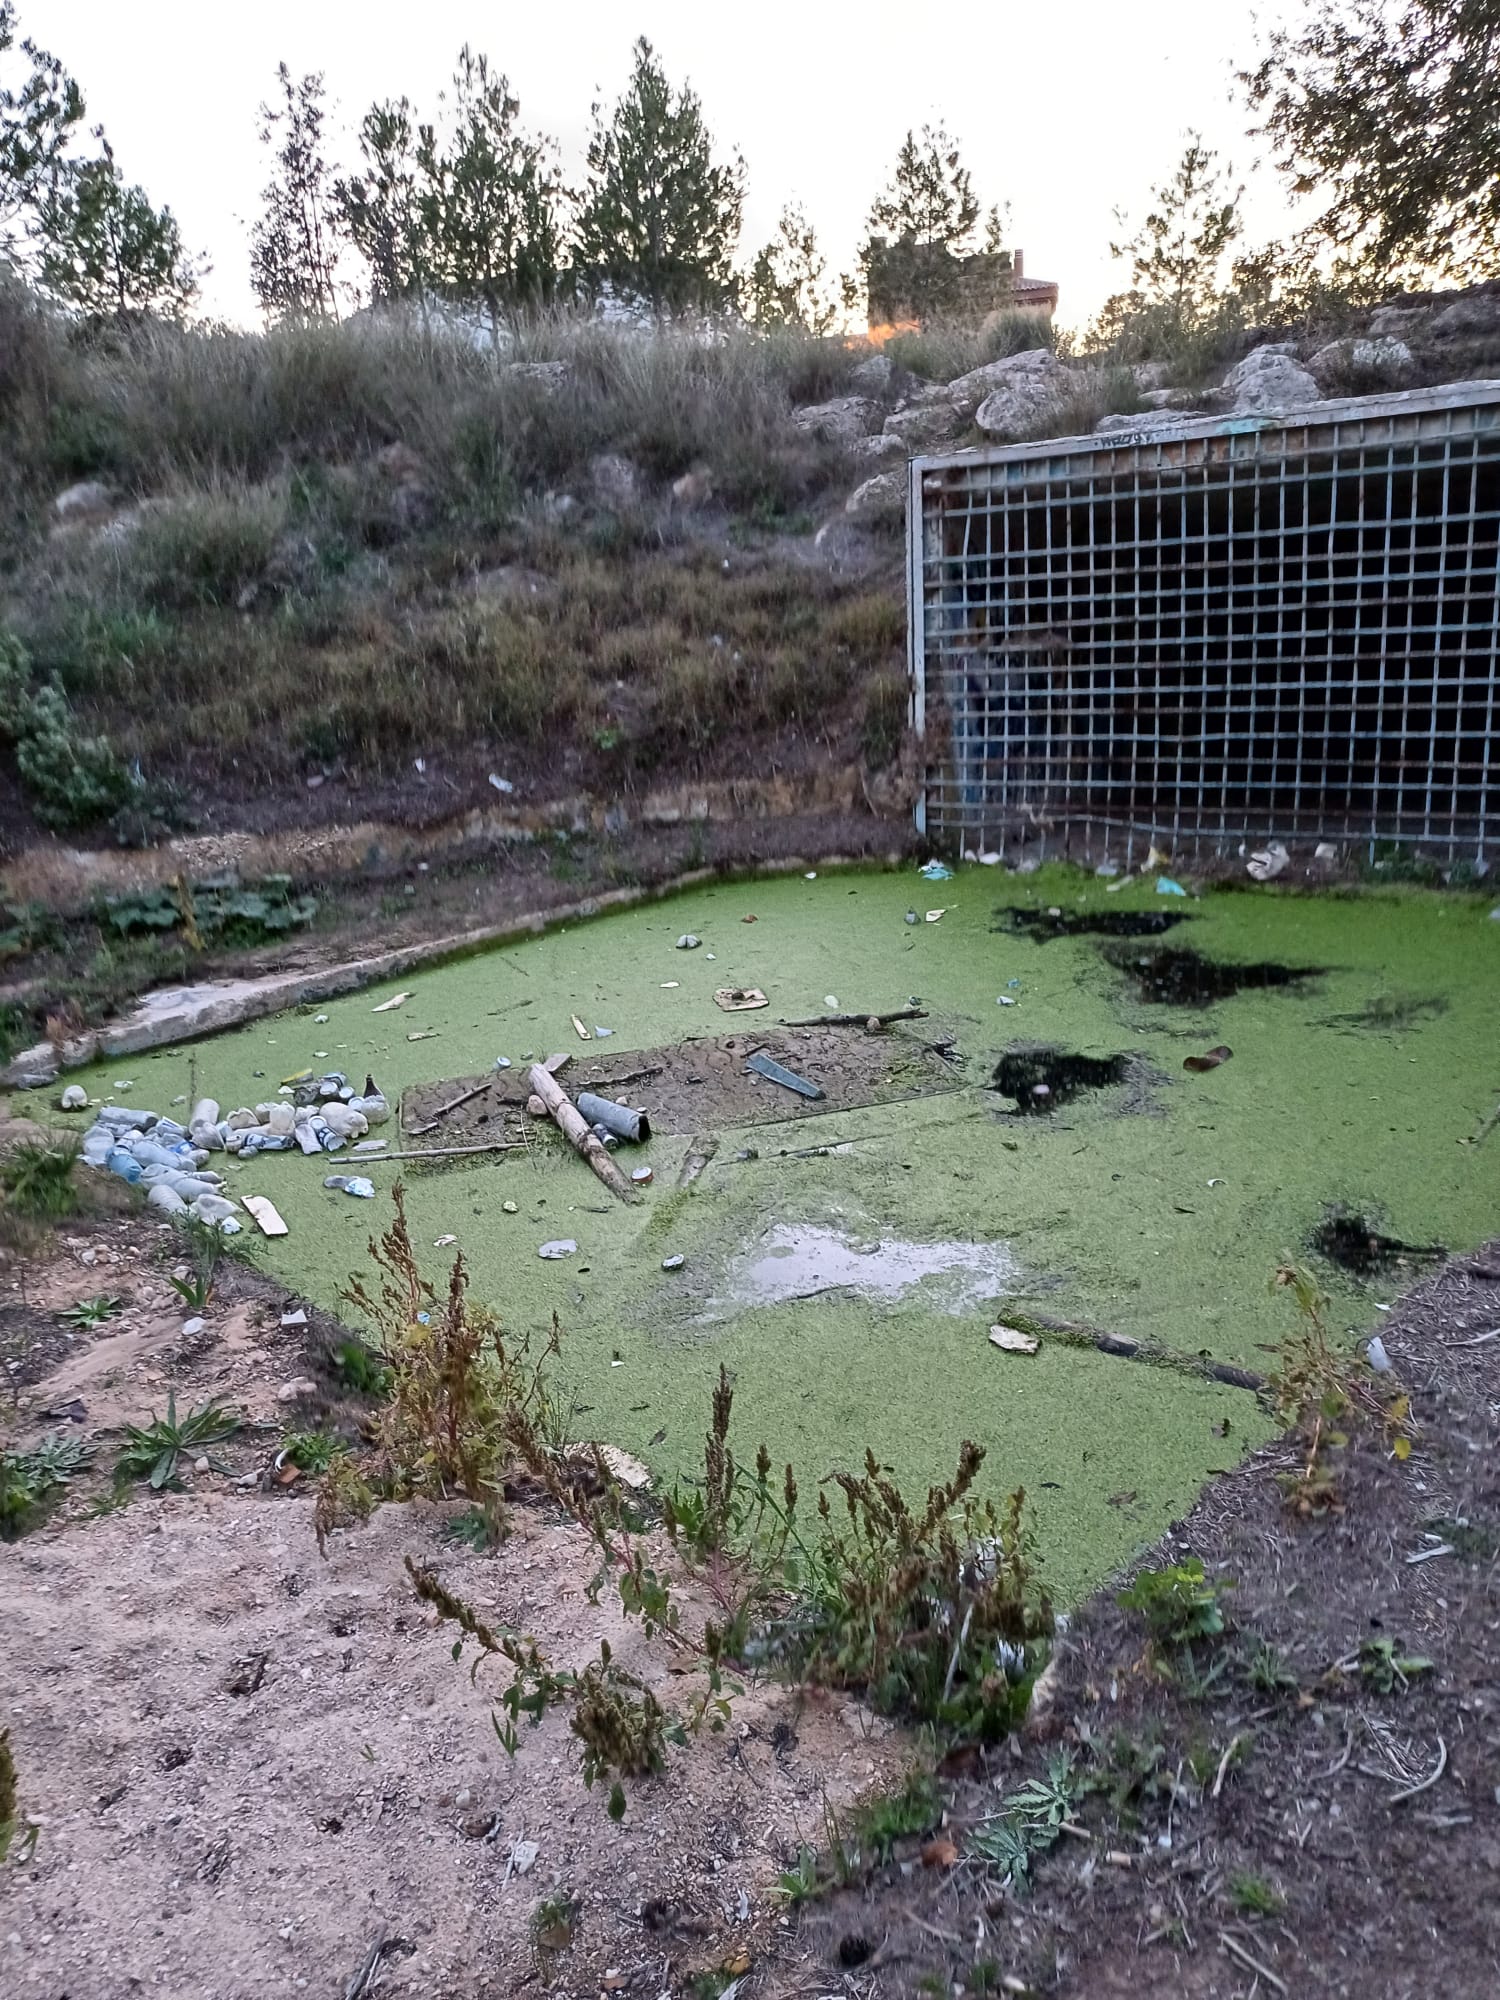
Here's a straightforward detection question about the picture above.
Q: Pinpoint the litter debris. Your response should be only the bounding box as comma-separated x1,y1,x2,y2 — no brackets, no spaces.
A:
510,1838,539,1876
824,996,839,1009
406,1029,440,1042
997,995,1017,1007
352,1138,388,1155
1366,1335,1393,1373
280,1308,308,1329
323,1175,376,1198
989,1323,1040,1355
1145,845,1171,871
372,991,413,1013
538,1240,577,1260
502,1200,517,1213
594,1026,614,1038
1156,877,1187,896
571,1015,591,1040
630,1166,654,1186
1247,840,1290,882
661,1253,685,1271
742,914,757,924
660,980,679,989
919,860,954,881
434,1234,458,1248
924,908,946,923
745,1051,825,1100
527,1062,637,1203
804,871,817,880
181,1316,207,1340
1314,841,1339,862
488,773,515,794
1095,859,1121,877
577,1093,652,1144
714,986,768,1012
314,1012,329,1023
493,1056,512,1070
676,934,702,950
242,1196,289,1237
1183,1044,1233,1073
904,909,918,925
59,1083,88,1111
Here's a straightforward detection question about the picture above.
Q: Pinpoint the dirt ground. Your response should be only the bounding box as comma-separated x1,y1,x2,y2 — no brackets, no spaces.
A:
1,1207,911,2000
401,1021,963,1148
771,1244,1500,2000
5,1191,1499,2000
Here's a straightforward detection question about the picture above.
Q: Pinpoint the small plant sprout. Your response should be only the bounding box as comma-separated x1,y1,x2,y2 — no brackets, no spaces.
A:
115,1392,240,1490
1119,1558,1231,1651
59,1293,123,1329
1352,1637,1434,1694
1230,1870,1286,1917
1,1432,95,1539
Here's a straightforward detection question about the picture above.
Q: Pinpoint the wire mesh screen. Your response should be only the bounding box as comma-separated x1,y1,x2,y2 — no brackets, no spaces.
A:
908,384,1500,863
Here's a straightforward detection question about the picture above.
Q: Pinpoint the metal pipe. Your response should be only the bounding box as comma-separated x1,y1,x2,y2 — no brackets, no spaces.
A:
575,1092,652,1144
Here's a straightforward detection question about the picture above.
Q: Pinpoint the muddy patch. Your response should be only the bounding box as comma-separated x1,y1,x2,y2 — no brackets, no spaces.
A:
993,906,1192,942
705,1221,1019,1319
401,1025,962,1144
989,1048,1130,1115
1103,942,1324,1007
1320,991,1450,1033
1312,1209,1447,1275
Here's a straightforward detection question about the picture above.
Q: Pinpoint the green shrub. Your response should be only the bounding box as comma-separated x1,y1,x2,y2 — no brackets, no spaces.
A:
0,631,134,828
126,488,283,611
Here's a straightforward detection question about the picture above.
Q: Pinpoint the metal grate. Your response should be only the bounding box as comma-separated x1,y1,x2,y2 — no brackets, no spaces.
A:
908,383,1500,864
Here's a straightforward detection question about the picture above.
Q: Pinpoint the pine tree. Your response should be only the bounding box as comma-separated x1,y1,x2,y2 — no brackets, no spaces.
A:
744,204,836,333
35,137,200,318
1108,135,1242,334
0,1,84,249
867,124,980,252
250,64,343,322
574,37,743,317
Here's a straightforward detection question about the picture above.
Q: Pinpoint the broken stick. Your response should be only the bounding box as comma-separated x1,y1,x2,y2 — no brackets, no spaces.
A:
404,1077,492,1137
526,1062,637,1204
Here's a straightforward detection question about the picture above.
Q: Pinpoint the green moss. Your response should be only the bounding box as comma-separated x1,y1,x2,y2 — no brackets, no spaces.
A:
67,864,1500,1601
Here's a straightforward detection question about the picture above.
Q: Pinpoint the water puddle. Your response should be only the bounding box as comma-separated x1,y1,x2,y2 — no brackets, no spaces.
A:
994,906,1191,942
707,1222,1019,1317
990,1048,1129,1114
1104,944,1324,1007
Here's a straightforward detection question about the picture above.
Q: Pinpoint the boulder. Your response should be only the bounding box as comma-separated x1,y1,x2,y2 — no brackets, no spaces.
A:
882,403,967,450
973,350,1076,437
51,480,115,525
589,453,642,509
848,351,895,394
505,359,570,393
843,469,906,523
1431,294,1500,338
1220,345,1322,415
1308,335,1413,385
671,467,714,507
1368,304,1429,339
846,432,907,464
1094,409,1208,437
789,395,881,443
949,349,1069,418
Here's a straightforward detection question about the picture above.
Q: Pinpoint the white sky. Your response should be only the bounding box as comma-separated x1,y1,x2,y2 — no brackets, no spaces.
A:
49,0,1300,331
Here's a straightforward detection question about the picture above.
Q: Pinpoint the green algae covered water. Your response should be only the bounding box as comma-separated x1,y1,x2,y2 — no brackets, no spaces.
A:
68,865,1500,1601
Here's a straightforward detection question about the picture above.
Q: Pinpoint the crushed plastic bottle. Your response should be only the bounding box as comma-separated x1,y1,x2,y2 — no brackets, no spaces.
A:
105,1148,143,1184
918,860,954,881
323,1174,376,1198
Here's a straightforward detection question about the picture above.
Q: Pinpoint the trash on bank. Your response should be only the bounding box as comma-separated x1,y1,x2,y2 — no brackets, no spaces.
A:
1183,1045,1233,1073
919,860,954,881
925,908,946,923
372,991,413,1013
59,1084,88,1110
1156,877,1188,896
576,1093,652,1144
242,1196,289,1237
745,1052,825,1100
989,1324,1040,1355
676,934,702,950
538,1239,577,1259
324,1175,376,1198
1248,841,1290,882
714,986,768,1012
661,1253,685,1271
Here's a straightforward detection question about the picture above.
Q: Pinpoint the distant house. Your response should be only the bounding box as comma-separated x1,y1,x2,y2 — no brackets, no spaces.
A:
865,238,1057,334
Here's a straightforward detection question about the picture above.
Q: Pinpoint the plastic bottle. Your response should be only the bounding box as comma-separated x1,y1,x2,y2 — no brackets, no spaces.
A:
105,1148,143,1184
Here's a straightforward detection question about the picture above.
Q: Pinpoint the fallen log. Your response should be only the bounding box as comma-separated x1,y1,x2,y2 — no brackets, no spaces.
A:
781,1006,928,1029
526,1062,637,1203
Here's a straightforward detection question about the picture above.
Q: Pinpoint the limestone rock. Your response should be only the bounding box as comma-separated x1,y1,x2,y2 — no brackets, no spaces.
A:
949,349,1069,417
51,480,115,526
1094,409,1208,437
1432,294,1500,338
1131,359,1174,391
882,403,967,449
1368,304,1429,339
589,453,642,509
789,395,881,443
1220,345,1322,415
973,350,1076,436
1309,335,1413,385
843,469,906,522
848,351,895,394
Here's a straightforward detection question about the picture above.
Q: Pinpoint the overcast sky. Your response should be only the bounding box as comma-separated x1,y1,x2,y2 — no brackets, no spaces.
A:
48,0,1301,331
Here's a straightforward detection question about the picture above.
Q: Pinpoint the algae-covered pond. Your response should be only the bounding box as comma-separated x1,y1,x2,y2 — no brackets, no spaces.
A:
69,865,1500,1600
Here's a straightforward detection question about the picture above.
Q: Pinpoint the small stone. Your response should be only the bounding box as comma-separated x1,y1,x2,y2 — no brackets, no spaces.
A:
279,1309,308,1329
502,1200,518,1214
181,1316,207,1338
194,1456,210,1474
277,1378,317,1404
59,1084,88,1111
676,934,702,950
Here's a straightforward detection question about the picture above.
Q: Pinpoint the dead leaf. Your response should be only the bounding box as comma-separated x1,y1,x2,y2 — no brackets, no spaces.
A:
921,1837,959,1869
1183,1044,1233,1073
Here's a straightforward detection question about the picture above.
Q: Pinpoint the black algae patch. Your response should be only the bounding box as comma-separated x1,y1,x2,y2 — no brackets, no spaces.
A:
993,906,1192,942
1313,1212,1446,1275
990,1048,1129,1114
1104,944,1323,1007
